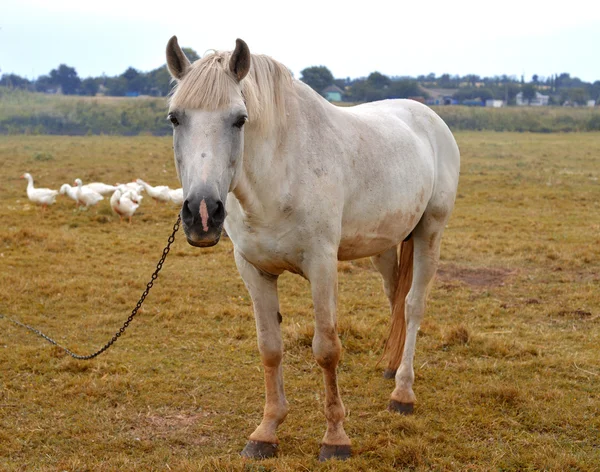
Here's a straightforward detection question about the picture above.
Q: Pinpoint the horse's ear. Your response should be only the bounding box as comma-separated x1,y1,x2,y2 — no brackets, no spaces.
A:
229,38,251,82
166,35,191,80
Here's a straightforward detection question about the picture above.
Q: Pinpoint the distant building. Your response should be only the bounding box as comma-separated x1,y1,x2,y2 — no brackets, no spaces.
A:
516,91,549,106
321,85,344,102
587,100,596,107
426,96,457,106
425,88,458,106
485,99,505,108
462,99,484,107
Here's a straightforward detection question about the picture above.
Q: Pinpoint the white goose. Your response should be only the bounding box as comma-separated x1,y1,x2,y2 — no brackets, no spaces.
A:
82,182,118,195
168,188,184,205
22,173,58,209
59,183,79,205
74,178,104,208
117,181,145,194
136,178,171,202
110,186,142,223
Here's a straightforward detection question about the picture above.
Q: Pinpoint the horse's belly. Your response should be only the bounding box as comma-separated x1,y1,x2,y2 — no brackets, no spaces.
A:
337,234,398,260
337,207,422,261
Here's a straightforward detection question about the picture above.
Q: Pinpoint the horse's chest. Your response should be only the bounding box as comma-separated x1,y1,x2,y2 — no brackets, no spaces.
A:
227,222,305,276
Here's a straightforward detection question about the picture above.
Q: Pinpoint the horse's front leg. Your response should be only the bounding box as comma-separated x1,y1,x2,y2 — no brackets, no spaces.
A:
307,256,352,461
235,251,288,459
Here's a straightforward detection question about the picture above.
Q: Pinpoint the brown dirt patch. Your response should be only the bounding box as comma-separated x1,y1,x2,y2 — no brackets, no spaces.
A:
436,263,514,288
132,410,215,445
555,309,593,319
145,411,212,429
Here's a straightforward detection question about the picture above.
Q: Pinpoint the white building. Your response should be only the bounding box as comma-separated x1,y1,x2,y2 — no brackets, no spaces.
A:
516,91,549,106
485,99,505,108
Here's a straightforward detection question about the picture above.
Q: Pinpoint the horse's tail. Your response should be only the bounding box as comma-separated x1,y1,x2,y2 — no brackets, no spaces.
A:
382,237,414,377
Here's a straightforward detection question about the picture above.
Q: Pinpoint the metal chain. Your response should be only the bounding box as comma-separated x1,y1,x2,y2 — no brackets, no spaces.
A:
0,215,181,360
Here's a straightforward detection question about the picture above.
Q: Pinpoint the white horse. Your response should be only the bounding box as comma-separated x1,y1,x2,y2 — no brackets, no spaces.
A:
165,36,460,460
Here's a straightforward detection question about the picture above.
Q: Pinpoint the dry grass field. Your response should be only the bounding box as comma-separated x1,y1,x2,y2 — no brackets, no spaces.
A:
0,133,598,471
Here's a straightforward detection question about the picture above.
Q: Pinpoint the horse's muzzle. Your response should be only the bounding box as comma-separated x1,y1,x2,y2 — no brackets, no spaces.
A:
180,195,225,247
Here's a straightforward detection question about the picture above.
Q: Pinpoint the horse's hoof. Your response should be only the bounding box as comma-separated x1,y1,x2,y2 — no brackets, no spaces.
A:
388,399,414,415
318,443,352,461
240,440,278,459
383,368,396,379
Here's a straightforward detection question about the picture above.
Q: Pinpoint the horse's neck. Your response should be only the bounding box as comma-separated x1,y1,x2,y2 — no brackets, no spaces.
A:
233,131,282,215
232,83,334,217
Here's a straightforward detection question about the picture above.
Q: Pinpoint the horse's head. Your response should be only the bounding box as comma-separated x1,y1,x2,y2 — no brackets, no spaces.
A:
166,36,251,247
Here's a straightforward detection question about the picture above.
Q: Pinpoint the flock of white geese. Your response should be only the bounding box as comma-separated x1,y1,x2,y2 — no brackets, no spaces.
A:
21,173,183,223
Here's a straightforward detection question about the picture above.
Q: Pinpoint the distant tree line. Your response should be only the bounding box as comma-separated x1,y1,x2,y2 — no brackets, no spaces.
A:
300,67,600,106
1,50,599,106
0,48,200,97
1,86,599,136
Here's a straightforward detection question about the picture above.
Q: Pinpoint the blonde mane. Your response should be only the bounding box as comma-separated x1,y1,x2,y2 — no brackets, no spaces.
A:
169,50,295,133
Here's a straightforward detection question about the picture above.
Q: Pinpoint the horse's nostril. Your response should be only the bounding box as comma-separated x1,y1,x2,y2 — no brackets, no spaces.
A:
212,200,225,225
181,199,196,225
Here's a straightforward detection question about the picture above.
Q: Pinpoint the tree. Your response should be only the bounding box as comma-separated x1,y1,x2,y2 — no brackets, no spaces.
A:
0,73,30,89
505,83,521,105
567,88,589,105
333,78,348,90
34,74,54,93
386,79,423,99
120,67,149,94
465,74,480,87
300,66,334,94
104,76,128,96
49,64,81,94
346,79,368,102
147,65,172,96
591,81,600,101
521,83,537,103
80,77,100,96
122,67,139,82
453,87,494,102
438,74,454,88
367,71,391,89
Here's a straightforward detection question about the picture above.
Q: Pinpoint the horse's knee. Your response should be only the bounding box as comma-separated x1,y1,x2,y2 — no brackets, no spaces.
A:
257,340,283,368
312,329,341,369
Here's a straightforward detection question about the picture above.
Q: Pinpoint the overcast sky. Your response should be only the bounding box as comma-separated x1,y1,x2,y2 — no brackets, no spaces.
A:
2,0,599,83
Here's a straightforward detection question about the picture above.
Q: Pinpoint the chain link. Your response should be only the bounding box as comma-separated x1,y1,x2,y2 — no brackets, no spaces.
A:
0,215,181,360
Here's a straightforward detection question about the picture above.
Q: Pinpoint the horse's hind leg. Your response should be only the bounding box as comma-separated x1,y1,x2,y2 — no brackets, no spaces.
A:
234,250,288,459
389,216,445,413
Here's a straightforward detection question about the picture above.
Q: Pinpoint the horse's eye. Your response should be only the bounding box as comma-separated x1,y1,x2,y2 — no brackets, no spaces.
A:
233,115,247,129
168,113,179,127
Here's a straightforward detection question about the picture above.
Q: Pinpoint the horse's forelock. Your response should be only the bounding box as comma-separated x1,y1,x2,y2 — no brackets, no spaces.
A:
168,50,294,134
169,52,238,111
